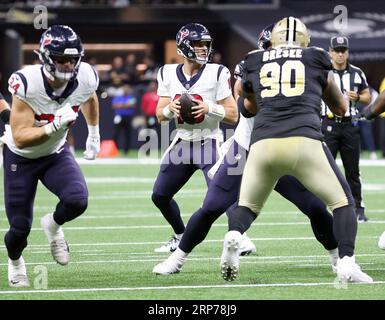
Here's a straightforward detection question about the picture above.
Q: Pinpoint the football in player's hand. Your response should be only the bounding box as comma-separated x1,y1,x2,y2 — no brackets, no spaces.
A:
179,93,202,125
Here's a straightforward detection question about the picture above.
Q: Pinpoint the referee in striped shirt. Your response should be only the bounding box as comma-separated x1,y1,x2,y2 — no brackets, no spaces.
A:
321,36,371,222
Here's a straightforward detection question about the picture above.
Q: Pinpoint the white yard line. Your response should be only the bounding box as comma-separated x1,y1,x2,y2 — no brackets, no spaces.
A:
75,158,385,166
1,253,383,267
0,237,382,250
1,281,384,295
2,220,385,232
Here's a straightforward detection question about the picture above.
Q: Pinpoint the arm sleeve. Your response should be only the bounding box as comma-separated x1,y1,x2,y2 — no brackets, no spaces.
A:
156,66,169,97
8,72,28,101
216,66,232,101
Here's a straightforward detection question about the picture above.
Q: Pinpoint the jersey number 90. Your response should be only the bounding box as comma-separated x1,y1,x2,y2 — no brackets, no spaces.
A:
260,61,305,98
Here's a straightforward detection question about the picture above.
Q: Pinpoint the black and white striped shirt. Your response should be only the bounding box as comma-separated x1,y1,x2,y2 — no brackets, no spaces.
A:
321,63,369,117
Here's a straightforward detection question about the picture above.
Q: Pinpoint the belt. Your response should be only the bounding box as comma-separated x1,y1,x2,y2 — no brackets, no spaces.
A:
323,115,352,123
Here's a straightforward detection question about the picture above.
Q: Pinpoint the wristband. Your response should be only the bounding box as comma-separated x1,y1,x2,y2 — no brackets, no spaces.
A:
87,124,100,136
162,105,174,119
207,101,225,121
237,96,254,118
0,109,10,124
44,122,57,136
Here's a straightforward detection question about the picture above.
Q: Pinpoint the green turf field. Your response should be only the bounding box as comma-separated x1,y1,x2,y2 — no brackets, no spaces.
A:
0,155,385,300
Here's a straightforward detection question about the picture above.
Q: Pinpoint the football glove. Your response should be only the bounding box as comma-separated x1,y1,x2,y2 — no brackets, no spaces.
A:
84,125,100,160
44,104,78,136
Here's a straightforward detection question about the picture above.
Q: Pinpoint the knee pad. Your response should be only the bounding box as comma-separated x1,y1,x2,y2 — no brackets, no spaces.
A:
9,216,32,238
151,193,172,208
201,198,231,217
62,197,88,216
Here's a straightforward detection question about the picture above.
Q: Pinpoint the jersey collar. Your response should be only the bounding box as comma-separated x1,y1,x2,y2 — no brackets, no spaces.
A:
176,64,206,90
41,66,79,104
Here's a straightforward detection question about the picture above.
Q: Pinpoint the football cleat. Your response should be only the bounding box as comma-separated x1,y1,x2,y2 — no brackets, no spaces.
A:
8,256,30,288
152,255,186,275
336,256,373,283
378,231,385,250
357,212,369,222
220,231,242,281
41,213,70,265
239,233,256,256
154,235,180,253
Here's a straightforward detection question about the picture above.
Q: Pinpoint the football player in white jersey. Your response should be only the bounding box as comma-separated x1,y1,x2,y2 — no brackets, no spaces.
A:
2,25,100,287
151,23,238,253
153,24,339,276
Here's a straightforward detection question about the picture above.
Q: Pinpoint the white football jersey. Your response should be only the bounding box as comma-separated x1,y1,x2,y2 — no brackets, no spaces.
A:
157,63,232,141
4,62,99,158
233,114,254,151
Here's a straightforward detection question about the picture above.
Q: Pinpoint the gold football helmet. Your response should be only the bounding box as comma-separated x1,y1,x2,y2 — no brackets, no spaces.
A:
271,16,310,48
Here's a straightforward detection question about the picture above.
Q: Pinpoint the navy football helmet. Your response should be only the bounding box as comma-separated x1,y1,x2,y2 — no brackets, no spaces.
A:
176,23,213,65
257,23,274,50
35,25,84,81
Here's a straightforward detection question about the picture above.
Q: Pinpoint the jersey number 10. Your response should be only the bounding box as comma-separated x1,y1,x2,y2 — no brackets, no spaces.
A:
260,61,305,98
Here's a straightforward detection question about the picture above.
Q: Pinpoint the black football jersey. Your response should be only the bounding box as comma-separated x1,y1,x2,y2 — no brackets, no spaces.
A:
242,46,332,144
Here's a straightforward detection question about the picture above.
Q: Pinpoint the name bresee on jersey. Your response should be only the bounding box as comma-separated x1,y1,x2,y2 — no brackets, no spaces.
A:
157,63,231,142
4,63,99,159
243,46,332,144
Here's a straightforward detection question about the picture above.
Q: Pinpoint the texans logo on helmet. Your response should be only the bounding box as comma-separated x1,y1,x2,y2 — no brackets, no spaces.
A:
42,34,53,47
178,29,190,44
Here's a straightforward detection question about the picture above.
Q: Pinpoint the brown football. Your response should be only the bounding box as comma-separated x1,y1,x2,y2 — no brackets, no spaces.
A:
179,93,202,124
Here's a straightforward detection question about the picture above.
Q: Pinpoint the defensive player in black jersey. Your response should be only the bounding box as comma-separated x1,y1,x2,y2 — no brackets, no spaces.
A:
220,17,373,283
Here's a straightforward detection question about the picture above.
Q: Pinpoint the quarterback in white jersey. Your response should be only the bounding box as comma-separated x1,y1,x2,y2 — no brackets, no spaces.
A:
151,23,237,254
157,62,234,141
2,25,100,288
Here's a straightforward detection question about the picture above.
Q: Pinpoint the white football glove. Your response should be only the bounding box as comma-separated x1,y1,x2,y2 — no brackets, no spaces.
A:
84,125,100,160
44,104,78,136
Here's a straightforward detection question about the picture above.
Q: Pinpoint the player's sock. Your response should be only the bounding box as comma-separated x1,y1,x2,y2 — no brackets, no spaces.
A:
228,206,258,234
152,194,185,234
179,207,219,253
332,204,357,257
4,231,28,261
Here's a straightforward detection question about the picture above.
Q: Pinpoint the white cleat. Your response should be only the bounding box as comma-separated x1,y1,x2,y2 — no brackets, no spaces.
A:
154,236,180,253
220,231,242,281
378,231,385,250
41,213,70,265
239,233,256,256
336,256,373,283
8,256,30,288
153,257,185,275
329,248,339,274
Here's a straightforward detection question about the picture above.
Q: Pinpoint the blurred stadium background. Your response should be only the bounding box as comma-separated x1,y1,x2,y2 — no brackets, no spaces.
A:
1,0,385,155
